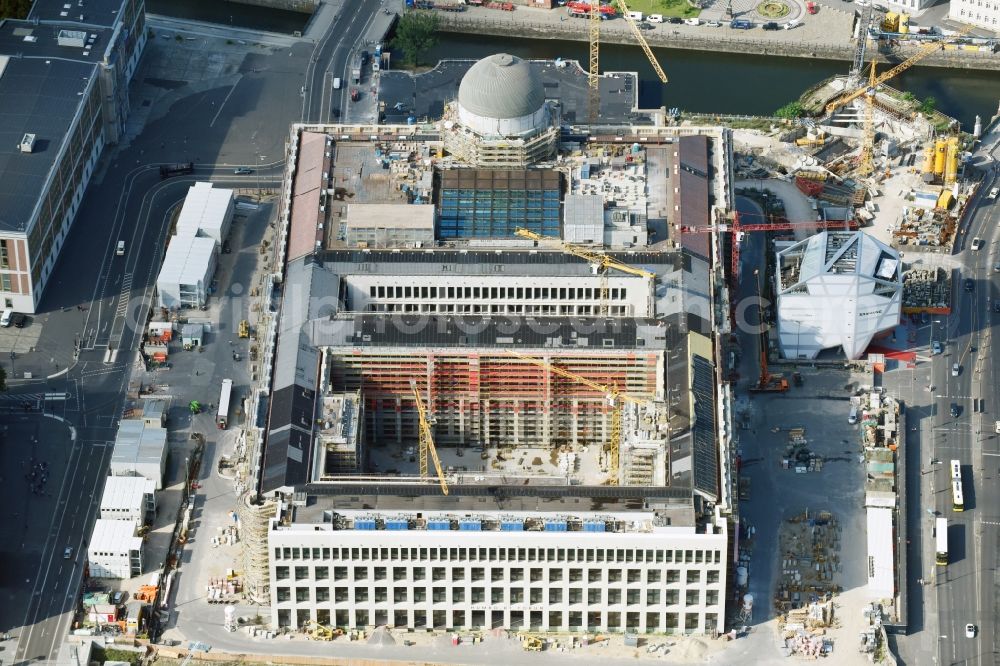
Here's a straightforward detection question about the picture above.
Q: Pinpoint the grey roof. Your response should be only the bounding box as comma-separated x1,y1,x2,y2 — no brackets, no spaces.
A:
309,314,670,351
0,21,113,63
457,53,545,120
0,56,96,233
28,0,128,28
272,256,339,393
690,355,719,500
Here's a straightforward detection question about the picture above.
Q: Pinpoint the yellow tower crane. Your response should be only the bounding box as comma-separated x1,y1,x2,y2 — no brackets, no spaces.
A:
506,351,653,486
587,1,668,122
411,381,449,496
513,228,656,316
826,28,973,176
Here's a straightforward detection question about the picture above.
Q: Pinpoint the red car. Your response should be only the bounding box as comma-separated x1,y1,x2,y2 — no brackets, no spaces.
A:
806,1,818,12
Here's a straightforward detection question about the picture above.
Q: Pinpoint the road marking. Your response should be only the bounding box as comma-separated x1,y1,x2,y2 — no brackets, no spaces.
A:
209,78,242,128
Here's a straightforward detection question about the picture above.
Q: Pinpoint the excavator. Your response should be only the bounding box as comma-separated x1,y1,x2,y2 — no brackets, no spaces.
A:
305,620,342,641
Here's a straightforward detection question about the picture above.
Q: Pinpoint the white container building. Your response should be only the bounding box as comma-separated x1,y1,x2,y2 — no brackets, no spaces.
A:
88,519,143,579
99,475,156,524
110,420,168,489
175,181,235,245
156,234,218,310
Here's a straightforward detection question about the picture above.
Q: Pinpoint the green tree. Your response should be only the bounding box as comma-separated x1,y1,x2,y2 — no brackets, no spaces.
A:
775,101,804,120
391,12,440,67
900,91,916,103
917,96,936,115
0,0,32,19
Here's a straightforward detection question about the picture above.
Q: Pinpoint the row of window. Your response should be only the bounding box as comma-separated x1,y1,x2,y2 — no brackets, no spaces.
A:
275,565,722,586
955,9,998,21
365,303,630,316
368,285,628,301
274,545,722,565
276,607,718,633
274,586,721,608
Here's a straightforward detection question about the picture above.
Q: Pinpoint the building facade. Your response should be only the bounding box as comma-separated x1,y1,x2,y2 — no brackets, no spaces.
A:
0,0,146,313
948,0,999,29
269,508,728,634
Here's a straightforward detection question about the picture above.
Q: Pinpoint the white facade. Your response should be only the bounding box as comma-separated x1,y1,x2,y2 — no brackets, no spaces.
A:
268,510,727,635
175,181,234,245
156,234,218,310
458,104,550,138
776,231,902,360
99,475,156,524
110,419,168,489
948,0,1000,29
344,274,653,318
88,519,143,579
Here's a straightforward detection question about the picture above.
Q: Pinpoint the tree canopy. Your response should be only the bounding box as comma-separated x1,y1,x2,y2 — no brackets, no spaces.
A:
391,12,440,67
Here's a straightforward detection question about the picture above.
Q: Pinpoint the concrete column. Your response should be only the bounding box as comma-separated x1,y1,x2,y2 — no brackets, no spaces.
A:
395,396,403,444
571,399,579,446
459,398,466,445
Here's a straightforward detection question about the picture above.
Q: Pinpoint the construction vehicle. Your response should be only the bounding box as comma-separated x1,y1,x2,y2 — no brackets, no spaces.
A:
134,584,158,603
514,228,656,315
506,351,654,485
748,269,788,393
189,400,202,415
305,620,342,641
521,634,544,651
238,320,250,339
411,381,449,495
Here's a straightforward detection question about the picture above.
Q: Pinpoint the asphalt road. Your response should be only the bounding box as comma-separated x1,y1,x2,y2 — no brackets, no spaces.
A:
1,6,386,661
931,141,1000,666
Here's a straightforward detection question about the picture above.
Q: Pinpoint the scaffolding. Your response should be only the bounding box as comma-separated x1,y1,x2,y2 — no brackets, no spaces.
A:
326,350,662,450
236,492,278,604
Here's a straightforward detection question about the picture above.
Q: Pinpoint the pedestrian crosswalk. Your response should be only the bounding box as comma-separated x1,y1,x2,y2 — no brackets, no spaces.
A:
0,392,69,402
115,273,133,317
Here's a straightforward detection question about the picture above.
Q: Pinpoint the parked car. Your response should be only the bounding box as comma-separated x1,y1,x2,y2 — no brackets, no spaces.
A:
647,13,664,22
667,16,683,24
994,261,1000,273
966,624,977,638
0,308,12,327
806,0,818,12
234,167,253,175
706,20,721,26
762,21,780,30
730,18,753,28
951,404,961,418
952,363,960,377
989,187,999,200
683,17,700,25
63,546,73,559
11,312,26,328
638,21,654,29
971,237,983,251
964,278,974,292
931,341,943,355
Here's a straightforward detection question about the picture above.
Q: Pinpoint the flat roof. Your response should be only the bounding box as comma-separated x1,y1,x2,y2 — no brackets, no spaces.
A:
346,203,434,229
0,21,112,63
157,234,216,286
111,420,167,466
288,131,328,261
175,182,233,238
28,0,127,28
89,518,142,554
866,507,895,599
100,475,154,512
0,54,96,233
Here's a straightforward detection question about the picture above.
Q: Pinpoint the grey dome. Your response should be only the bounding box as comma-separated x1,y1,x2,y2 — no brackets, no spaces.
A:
457,54,545,120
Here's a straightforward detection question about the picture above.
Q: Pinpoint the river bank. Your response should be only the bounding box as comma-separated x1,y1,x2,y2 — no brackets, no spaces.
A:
429,7,1000,71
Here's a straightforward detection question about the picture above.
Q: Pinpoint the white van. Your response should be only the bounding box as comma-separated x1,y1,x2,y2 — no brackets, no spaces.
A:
627,10,643,20
784,18,800,29
333,77,342,90
647,14,664,22
0,309,12,327
116,240,125,256
684,17,701,25
848,405,858,425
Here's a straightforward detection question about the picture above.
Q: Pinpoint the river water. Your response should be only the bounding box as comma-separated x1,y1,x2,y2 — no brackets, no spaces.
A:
144,2,997,129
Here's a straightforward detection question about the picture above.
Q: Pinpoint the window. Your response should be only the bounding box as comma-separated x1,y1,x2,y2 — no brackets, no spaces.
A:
587,588,602,605
666,570,680,584
394,588,408,602
685,590,700,606
647,570,661,584
276,587,290,602
646,589,660,605
315,566,329,580
549,588,562,604
707,570,720,585
275,566,289,581
374,567,386,581
452,588,465,603
295,587,310,603
355,588,369,602
686,570,701,584
354,567,368,580
413,567,426,581
0,242,9,269
316,587,330,602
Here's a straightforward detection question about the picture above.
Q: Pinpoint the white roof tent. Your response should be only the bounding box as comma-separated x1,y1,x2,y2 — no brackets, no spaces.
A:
866,507,895,600
99,475,156,522
775,231,902,360
175,181,234,245
156,234,218,310
110,419,168,489
87,519,144,579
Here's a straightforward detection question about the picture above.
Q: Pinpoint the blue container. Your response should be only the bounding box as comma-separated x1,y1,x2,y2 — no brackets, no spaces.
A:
501,521,524,532
385,520,409,531
354,519,377,530
544,521,567,532
459,521,482,531
427,520,450,531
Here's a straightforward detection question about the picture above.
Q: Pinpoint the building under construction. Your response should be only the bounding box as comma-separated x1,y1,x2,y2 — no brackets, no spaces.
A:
242,53,738,636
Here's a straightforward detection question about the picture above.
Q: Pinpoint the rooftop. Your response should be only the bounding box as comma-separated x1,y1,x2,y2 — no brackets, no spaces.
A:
100,475,154,512
0,54,96,233
175,182,233,238
28,0,128,28
88,518,142,553
156,234,217,286
457,53,545,120
111,420,167,466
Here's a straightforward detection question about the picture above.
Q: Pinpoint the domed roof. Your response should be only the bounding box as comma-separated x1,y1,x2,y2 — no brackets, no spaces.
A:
457,53,545,120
